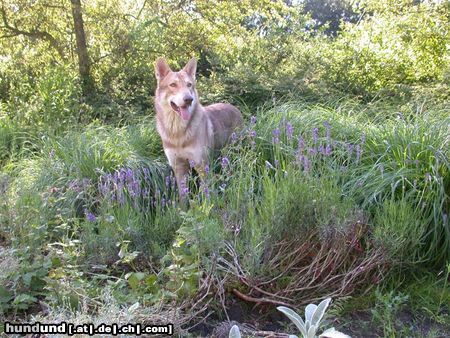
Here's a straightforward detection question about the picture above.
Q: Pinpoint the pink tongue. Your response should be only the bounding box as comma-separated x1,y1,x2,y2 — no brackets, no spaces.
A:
179,107,190,120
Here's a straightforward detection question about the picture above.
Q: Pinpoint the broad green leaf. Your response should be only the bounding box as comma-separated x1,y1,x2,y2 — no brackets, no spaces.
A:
311,298,331,326
277,306,307,337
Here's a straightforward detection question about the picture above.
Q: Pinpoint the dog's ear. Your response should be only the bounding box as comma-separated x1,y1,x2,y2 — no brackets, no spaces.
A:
183,57,197,79
155,57,171,82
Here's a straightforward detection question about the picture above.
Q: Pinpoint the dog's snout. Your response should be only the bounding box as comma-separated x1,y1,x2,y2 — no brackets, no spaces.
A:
183,96,193,105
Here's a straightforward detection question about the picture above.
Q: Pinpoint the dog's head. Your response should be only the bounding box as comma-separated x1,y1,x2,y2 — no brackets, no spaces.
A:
154,57,197,121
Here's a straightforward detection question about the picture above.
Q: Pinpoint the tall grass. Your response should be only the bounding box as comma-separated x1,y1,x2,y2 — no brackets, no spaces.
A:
1,97,448,323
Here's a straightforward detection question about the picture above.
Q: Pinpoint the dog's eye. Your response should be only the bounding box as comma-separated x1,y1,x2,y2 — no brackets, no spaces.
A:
170,83,177,87
187,82,192,87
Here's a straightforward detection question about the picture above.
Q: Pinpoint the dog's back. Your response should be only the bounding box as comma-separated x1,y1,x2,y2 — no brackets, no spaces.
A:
205,103,243,150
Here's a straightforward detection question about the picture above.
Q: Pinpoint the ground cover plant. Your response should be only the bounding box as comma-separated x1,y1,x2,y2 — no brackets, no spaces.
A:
0,0,449,336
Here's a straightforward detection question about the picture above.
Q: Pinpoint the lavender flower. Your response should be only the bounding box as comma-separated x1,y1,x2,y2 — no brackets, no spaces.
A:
84,209,97,222
249,130,256,138
231,132,237,142
180,176,189,197
250,116,257,124
324,121,331,140
189,159,196,168
221,157,230,169
312,127,319,144
204,164,210,175
285,122,294,140
324,143,332,156
303,156,310,173
274,159,280,167
272,128,280,144
203,185,210,198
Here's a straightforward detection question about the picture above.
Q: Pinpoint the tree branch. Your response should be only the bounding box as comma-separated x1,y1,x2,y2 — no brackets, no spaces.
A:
0,4,66,59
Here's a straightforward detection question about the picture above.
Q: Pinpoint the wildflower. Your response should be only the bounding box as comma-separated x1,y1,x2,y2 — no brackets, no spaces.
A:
231,132,237,142
165,175,171,187
203,185,210,198
324,121,331,140
189,159,196,168
249,130,256,138
49,149,55,158
219,183,227,191
204,164,210,175
221,157,230,169
84,209,97,222
324,143,332,156
272,128,280,144
303,156,310,173
312,127,319,144
297,136,305,153
250,116,257,124
285,122,294,140
180,176,189,197
274,159,280,167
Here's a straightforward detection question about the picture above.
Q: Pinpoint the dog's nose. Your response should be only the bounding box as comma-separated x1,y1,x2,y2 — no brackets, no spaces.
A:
184,96,193,105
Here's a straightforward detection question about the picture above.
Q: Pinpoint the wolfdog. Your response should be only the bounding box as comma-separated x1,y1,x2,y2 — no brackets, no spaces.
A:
154,57,243,198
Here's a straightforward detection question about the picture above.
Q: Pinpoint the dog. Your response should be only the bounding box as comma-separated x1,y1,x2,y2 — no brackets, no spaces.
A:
154,57,243,198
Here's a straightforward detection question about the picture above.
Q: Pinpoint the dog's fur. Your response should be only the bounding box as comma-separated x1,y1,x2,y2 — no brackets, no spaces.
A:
154,57,243,197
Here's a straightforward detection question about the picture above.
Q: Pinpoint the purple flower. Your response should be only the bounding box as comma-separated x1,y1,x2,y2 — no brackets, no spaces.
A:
249,130,256,138
274,159,280,167
189,159,196,168
325,144,332,156
231,132,237,142
165,175,171,187
84,209,97,222
297,136,305,153
221,157,230,169
49,149,55,158
180,176,189,197
272,128,280,144
312,127,319,144
346,143,354,155
203,185,210,198
285,122,294,140
204,164,210,175
250,116,257,124
324,121,331,140
303,156,310,173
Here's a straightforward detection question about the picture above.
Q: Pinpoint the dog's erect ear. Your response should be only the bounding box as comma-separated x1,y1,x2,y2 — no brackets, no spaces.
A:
183,57,197,79
155,58,171,82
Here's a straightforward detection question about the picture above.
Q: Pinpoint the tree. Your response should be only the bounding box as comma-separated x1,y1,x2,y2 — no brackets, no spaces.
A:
70,0,94,97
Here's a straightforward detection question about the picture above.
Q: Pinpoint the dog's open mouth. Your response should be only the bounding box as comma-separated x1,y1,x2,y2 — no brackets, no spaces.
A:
170,101,191,121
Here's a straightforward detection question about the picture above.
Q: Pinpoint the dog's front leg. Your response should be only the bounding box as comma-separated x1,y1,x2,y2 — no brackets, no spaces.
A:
173,159,190,201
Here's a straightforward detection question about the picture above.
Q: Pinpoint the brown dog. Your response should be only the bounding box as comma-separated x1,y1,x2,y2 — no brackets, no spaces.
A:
154,57,243,198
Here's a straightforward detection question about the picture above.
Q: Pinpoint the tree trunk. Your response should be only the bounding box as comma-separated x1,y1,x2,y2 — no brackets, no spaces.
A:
70,0,94,97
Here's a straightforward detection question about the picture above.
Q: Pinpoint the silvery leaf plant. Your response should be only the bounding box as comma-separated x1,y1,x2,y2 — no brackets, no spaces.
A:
277,298,350,338
229,298,350,338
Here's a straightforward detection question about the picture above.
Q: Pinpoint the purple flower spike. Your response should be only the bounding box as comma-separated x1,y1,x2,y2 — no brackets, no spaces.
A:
324,121,331,140
312,127,319,144
250,116,257,124
204,164,210,175
249,130,256,138
84,209,97,222
189,159,196,168
231,132,237,142
325,143,332,156
272,128,280,144
286,123,294,140
221,157,230,169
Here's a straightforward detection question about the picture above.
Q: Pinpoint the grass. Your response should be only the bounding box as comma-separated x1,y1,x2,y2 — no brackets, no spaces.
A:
0,96,448,336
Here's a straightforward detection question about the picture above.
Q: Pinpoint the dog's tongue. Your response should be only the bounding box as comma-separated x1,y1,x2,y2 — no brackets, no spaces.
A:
179,106,191,120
